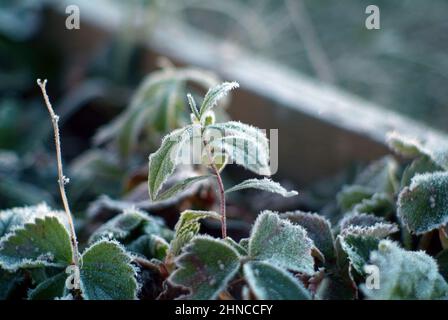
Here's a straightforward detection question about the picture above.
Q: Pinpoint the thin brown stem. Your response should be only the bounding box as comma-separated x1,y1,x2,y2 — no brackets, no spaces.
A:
205,145,227,238
37,79,80,267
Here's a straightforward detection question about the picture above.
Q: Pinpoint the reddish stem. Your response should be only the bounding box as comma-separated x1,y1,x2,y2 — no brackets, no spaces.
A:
205,145,227,238
213,164,227,239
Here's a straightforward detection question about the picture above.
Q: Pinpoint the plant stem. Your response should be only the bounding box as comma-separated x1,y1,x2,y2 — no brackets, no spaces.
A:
37,79,80,267
205,145,227,238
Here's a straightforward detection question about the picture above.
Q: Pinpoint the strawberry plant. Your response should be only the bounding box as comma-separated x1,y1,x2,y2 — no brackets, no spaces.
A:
2,77,448,300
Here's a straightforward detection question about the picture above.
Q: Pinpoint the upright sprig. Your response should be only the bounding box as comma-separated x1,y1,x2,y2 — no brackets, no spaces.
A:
37,79,80,267
147,81,297,239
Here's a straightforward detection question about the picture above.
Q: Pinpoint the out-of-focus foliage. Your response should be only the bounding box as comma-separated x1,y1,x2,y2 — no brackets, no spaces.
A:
157,0,448,131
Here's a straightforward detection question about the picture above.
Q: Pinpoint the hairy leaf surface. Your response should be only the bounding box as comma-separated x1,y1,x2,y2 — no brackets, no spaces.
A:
362,240,448,299
226,178,297,197
170,210,221,256
170,236,240,300
281,211,335,262
249,211,315,274
398,172,448,234
80,240,138,300
244,261,311,300
0,216,72,271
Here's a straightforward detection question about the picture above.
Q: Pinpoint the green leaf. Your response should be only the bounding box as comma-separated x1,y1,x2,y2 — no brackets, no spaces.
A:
224,237,248,256
398,172,448,234
243,261,311,300
226,178,298,197
340,222,399,239
248,211,315,274
339,235,380,275
0,216,72,271
28,272,67,300
0,268,24,299
239,238,249,251
0,203,67,239
210,135,270,176
387,131,448,170
94,67,219,158
361,240,448,299
80,240,138,300
387,131,424,157
353,156,399,194
88,209,170,244
199,82,239,118
89,210,147,243
340,213,392,231
155,175,212,201
337,185,374,212
339,214,398,276
127,234,169,261
169,210,221,256
207,121,269,151
401,156,443,188
205,121,271,175
350,193,395,217
315,272,357,300
169,236,240,300
280,211,335,262
187,93,200,120
148,125,196,200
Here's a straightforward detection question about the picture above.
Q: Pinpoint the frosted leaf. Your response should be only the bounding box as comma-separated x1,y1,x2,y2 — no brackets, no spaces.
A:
353,156,399,194
207,121,269,151
401,156,443,188
224,237,248,256
243,261,311,300
127,234,169,261
398,172,448,234
186,93,200,120
337,185,374,212
169,236,240,300
339,213,395,232
387,131,448,170
0,203,68,239
210,135,271,176
88,209,171,244
155,174,212,201
226,178,298,197
338,215,398,275
248,211,315,274
169,210,221,256
340,212,383,229
199,82,239,118
147,125,196,200
350,193,395,217
340,222,398,239
93,67,219,158
28,272,67,300
0,268,24,299
281,211,335,262
80,240,138,300
0,216,72,271
361,240,448,299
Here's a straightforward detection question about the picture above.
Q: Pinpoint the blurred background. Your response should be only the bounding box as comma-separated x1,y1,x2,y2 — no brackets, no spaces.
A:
1,0,447,236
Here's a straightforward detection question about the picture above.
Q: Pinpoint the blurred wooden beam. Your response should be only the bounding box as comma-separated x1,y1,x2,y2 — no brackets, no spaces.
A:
45,1,448,185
